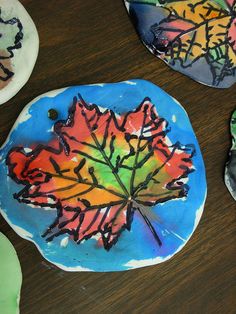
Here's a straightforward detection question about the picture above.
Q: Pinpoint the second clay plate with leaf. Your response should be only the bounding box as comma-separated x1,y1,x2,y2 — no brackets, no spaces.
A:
125,0,236,88
225,109,236,200
0,0,39,104
0,80,206,272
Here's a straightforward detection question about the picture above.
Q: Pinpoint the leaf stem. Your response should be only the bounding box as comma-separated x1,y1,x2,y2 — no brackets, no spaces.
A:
135,204,162,247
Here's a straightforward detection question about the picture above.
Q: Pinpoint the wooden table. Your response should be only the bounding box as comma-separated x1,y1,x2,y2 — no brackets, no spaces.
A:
0,1,235,313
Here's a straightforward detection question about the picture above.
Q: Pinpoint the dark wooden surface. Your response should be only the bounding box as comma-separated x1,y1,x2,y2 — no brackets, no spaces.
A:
0,1,235,313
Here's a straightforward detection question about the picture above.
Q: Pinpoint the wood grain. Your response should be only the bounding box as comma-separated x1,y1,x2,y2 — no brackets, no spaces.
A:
0,1,235,313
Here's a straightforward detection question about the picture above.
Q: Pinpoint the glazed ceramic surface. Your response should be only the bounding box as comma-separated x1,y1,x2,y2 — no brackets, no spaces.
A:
124,0,236,88
0,80,207,272
0,232,22,314
0,0,39,104
225,109,236,200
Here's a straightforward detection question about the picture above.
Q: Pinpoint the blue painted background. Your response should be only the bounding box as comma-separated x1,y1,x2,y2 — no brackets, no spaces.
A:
0,80,207,271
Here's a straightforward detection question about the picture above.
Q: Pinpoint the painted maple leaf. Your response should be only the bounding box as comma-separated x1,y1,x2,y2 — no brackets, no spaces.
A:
126,0,236,87
6,95,195,250
0,10,23,83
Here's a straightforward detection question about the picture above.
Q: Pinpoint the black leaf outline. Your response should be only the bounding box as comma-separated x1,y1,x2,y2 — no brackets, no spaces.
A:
0,9,23,81
6,95,195,250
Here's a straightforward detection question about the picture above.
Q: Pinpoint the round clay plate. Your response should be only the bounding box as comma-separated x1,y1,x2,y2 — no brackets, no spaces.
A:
0,0,39,105
124,0,236,88
0,80,207,272
0,232,22,314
